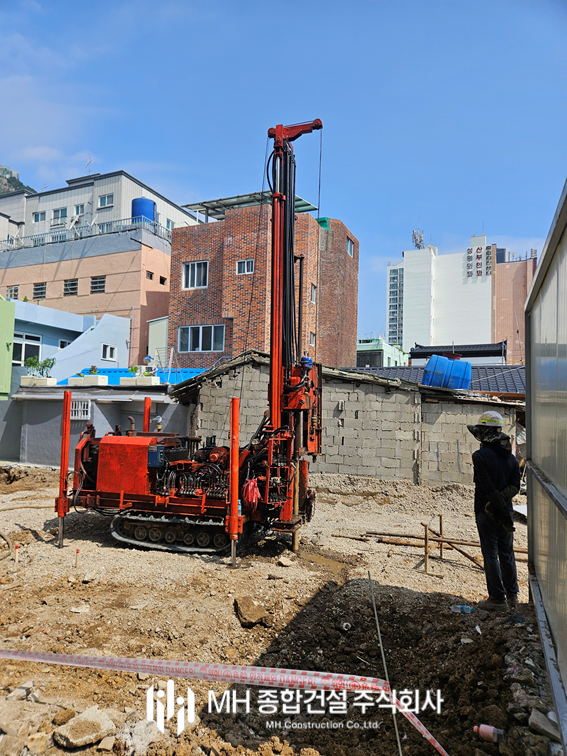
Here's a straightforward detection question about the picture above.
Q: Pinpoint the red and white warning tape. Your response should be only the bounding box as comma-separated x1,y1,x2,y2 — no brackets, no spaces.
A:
0,649,450,756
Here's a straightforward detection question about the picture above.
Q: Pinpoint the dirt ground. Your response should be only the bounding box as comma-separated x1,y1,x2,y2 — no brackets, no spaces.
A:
0,466,558,756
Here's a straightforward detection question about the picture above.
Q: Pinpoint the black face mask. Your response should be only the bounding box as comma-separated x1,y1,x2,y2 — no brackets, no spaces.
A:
467,425,512,451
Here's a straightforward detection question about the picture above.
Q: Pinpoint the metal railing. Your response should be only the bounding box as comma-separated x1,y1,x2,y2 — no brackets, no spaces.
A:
0,216,172,253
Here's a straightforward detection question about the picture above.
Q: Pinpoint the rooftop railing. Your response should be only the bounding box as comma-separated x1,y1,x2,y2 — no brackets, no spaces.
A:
0,216,172,253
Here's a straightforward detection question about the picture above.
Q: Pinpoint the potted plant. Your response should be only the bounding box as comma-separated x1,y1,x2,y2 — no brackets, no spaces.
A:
68,372,85,387
82,365,108,386
120,365,139,386
137,369,161,386
21,356,57,387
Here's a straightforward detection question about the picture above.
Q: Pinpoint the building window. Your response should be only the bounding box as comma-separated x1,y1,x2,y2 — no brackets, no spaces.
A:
346,238,354,257
91,275,106,294
59,339,71,349
183,261,208,289
99,194,114,208
75,204,85,216
33,212,46,223
64,279,78,296
6,286,18,300
146,271,154,280
71,399,91,421
52,208,68,225
159,276,167,286
178,324,224,353
12,332,41,366
33,282,47,299
236,259,254,275
310,284,317,304
101,343,117,361
166,219,175,230
309,332,316,346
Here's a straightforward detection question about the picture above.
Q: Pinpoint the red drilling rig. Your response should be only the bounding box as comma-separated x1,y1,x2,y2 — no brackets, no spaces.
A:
55,119,323,561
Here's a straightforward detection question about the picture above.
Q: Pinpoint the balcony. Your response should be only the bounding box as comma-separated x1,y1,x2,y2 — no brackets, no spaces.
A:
0,218,171,252
0,216,173,253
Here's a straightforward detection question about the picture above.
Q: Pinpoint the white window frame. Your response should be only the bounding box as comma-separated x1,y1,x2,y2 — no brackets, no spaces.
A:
346,238,354,257
310,284,316,304
309,332,316,346
75,204,85,216
59,339,71,350
236,259,254,275
52,207,68,223
166,219,175,230
178,324,224,353
6,285,18,300
71,399,91,421
101,343,117,361
12,332,41,366
63,278,78,296
33,211,46,223
183,261,208,290
99,194,114,208
33,282,47,299
91,275,106,294
146,270,154,280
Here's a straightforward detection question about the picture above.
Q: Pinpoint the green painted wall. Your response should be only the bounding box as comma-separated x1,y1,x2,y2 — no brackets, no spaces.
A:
0,297,15,399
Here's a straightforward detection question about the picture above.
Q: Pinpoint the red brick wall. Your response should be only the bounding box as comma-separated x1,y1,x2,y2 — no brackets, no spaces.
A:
168,207,358,369
317,219,359,367
492,257,537,363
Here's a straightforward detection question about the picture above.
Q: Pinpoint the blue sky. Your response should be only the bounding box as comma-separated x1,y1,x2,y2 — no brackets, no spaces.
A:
1,0,566,336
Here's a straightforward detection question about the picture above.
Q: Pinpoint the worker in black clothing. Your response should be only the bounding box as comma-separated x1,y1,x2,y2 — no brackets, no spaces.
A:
468,411,520,611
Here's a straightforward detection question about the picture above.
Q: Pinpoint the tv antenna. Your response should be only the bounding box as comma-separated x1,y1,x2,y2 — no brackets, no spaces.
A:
85,158,93,174
412,226,424,249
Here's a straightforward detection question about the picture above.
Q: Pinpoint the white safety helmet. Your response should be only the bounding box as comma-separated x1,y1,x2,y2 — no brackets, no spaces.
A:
476,411,504,427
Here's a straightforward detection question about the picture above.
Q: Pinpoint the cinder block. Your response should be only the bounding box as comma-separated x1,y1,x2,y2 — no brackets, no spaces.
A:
357,465,377,476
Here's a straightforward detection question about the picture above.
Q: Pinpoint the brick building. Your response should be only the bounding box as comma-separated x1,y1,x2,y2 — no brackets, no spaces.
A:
492,255,537,363
168,194,359,369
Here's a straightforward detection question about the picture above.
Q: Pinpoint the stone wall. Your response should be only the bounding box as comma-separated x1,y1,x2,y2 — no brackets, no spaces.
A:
183,359,518,486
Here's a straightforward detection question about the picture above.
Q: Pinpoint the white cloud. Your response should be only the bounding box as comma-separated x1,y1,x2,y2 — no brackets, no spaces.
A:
16,146,63,163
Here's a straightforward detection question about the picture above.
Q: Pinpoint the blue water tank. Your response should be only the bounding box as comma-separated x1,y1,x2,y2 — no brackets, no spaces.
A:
422,355,450,387
132,197,156,222
422,355,472,390
446,359,472,390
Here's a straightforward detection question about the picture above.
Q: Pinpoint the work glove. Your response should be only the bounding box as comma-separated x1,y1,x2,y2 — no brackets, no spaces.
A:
485,492,515,532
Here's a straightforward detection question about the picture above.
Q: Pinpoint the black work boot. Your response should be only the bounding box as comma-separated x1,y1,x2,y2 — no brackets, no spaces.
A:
506,593,519,606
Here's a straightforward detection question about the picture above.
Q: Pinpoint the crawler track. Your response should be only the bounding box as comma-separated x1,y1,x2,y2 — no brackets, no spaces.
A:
110,513,232,553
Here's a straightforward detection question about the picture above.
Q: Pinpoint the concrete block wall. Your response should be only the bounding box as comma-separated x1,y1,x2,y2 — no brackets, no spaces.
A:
316,377,419,480
419,399,516,485
188,363,270,444
185,360,519,485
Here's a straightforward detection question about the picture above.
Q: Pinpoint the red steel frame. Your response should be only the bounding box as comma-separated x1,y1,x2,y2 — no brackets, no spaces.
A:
56,120,323,552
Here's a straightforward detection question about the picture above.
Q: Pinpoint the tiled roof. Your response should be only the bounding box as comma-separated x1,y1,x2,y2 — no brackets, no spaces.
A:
410,342,507,358
346,364,525,394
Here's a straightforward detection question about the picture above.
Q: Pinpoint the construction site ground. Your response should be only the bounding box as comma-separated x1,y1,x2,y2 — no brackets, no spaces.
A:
0,465,558,756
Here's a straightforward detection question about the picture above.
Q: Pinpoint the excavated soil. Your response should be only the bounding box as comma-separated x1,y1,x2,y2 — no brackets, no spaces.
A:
0,464,59,493
0,471,554,756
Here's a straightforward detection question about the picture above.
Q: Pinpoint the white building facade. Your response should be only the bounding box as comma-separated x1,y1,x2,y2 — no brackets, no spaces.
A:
388,235,494,352
0,170,196,249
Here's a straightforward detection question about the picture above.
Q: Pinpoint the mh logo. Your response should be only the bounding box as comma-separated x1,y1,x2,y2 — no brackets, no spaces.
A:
146,681,196,735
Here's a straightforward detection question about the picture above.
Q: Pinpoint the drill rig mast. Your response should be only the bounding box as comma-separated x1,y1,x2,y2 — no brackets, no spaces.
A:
55,119,323,557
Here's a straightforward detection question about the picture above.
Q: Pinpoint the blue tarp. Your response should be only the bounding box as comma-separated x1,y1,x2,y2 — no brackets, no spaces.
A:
57,367,204,386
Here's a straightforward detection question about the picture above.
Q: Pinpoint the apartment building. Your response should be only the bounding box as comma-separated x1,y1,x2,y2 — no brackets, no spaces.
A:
0,171,197,364
387,234,537,363
168,194,359,369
